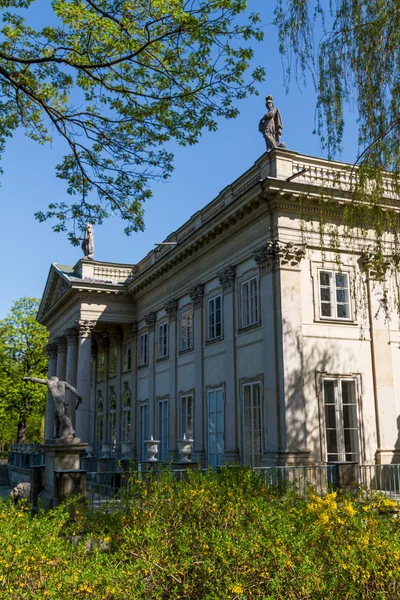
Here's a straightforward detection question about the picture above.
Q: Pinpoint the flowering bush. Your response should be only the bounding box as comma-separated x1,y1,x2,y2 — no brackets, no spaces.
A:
1,467,400,599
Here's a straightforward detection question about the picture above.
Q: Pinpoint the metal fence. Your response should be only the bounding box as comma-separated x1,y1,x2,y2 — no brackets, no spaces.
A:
8,444,44,468
359,464,400,498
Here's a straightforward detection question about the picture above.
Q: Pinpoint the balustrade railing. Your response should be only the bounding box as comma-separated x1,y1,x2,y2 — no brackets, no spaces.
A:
8,444,44,468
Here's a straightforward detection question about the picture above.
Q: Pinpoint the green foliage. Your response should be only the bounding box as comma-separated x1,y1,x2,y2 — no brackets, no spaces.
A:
0,297,48,443
0,0,264,242
1,468,400,598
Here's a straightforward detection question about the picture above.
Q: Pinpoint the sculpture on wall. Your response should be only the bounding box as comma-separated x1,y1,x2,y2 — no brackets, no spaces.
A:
23,376,82,441
259,95,285,151
81,223,94,260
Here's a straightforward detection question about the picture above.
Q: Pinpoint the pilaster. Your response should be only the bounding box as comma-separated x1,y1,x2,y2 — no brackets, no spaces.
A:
189,284,205,464
44,344,57,441
145,312,156,437
165,300,178,454
130,323,138,458
113,328,123,451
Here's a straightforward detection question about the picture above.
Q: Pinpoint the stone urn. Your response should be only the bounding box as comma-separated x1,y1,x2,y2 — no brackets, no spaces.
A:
121,442,134,459
144,435,160,462
177,434,194,463
101,442,112,459
85,443,94,458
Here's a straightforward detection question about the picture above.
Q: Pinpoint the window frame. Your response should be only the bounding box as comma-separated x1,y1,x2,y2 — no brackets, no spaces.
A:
139,332,148,366
207,294,223,341
180,309,193,352
122,340,132,372
207,386,225,467
158,397,169,462
95,392,104,454
121,386,132,443
108,390,117,450
138,402,149,462
240,276,259,329
157,321,169,360
179,392,194,439
318,269,352,321
241,379,263,467
108,347,118,378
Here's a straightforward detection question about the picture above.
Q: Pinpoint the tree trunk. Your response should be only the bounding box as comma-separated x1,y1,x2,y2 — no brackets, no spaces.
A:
17,418,27,444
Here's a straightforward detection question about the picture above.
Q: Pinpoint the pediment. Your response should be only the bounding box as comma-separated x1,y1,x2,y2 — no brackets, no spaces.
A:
37,265,72,323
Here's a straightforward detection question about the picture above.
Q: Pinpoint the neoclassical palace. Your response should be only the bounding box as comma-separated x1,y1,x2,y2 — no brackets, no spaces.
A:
37,148,400,467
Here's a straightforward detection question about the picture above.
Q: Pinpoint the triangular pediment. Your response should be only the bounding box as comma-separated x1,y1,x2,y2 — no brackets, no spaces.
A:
37,264,74,323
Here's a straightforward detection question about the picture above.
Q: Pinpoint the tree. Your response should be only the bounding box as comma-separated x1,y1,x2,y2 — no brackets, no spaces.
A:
274,0,400,302
0,0,264,242
0,297,49,444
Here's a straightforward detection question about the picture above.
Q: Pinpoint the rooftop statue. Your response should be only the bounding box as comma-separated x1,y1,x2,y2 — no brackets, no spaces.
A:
24,376,82,441
81,223,94,260
259,95,285,151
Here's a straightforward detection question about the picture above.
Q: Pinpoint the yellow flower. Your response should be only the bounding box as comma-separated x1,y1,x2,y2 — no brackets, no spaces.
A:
230,584,244,594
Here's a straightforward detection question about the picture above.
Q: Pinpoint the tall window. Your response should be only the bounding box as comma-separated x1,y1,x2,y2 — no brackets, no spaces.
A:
139,403,148,462
121,387,131,442
243,382,262,467
241,277,259,328
96,393,104,453
158,322,168,359
97,353,105,382
109,347,118,377
158,398,169,462
319,270,351,320
108,391,117,450
208,388,224,467
180,394,194,439
208,296,222,340
181,310,193,351
123,341,132,371
139,332,148,366
323,378,359,462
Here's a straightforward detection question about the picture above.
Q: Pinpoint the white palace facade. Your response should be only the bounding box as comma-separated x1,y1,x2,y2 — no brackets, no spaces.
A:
37,148,400,468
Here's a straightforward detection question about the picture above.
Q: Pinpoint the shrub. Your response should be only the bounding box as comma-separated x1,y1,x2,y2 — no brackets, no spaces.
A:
1,467,400,599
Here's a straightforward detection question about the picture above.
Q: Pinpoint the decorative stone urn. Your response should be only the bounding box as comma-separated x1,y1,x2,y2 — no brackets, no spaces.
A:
85,443,94,458
121,442,134,459
144,435,160,462
101,442,112,459
177,434,194,463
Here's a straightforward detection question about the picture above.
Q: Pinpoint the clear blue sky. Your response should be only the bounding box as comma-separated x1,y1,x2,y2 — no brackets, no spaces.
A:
0,2,359,318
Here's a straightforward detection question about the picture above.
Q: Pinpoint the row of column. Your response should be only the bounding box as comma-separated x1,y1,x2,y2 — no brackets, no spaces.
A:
45,321,95,443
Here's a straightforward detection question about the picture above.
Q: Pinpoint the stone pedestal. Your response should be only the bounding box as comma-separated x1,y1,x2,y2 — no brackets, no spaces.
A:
38,439,87,510
333,462,360,493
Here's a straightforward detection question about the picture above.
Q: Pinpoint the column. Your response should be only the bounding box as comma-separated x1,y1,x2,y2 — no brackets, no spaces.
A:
218,267,239,463
75,320,95,443
145,312,156,437
66,327,78,427
130,323,138,458
56,337,67,381
189,284,205,464
113,328,123,451
89,339,98,447
165,300,178,456
44,344,57,441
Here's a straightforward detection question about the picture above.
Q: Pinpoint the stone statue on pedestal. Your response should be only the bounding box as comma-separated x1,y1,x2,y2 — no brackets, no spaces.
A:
81,223,94,260
259,95,285,151
24,376,82,441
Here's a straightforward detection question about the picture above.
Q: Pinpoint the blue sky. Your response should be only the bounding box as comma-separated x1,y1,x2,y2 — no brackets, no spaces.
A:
0,2,359,318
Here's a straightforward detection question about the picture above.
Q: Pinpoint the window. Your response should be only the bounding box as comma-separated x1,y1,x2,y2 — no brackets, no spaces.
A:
158,322,168,359
121,387,131,442
97,353,105,382
108,391,117,451
243,382,262,467
208,296,222,340
181,310,193,351
109,347,118,377
96,393,104,453
241,277,259,328
139,332,148,366
323,378,359,463
158,399,169,462
123,341,132,371
180,394,194,439
208,388,224,467
319,270,351,320
139,403,148,462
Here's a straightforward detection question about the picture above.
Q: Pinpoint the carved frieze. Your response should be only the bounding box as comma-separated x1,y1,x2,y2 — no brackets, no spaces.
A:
145,312,157,331
165,299,178,321
254,241,305,271
189,284,204,308
218,266,236,292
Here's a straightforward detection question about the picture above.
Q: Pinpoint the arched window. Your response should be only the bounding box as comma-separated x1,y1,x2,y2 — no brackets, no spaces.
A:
96,393,104,453
108,391,117,451
122,387,132,442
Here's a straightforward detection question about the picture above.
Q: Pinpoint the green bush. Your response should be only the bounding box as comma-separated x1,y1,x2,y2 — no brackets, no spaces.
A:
1,467,400,599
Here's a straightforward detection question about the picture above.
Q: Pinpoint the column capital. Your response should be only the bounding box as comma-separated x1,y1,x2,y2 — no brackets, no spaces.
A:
145,312,157,331
66,326,79,345
189,284,204,309
100,330,110,350
218,266,236,293
56,336,67,352
45,343,58,359
254,241,305,271
77,320,96,338
165,299,178,321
